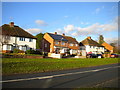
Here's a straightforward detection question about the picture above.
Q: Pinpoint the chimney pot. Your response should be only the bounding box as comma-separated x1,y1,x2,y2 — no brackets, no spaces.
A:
54,32,57,34
9,22,14,27
62,33,65,36
87,36,91,39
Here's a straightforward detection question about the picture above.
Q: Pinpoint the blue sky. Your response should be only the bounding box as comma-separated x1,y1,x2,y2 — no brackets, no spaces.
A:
2,2,118,43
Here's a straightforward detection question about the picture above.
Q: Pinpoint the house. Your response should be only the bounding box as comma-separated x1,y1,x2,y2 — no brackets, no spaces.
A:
0,22,36,53
79,36,105,55
102,42,114,53
40,38,50,53
43,32,79,55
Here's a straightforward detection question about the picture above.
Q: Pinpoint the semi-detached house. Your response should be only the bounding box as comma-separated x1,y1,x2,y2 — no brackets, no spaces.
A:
0,22,36,53
43,32,79,55
79,36,105,55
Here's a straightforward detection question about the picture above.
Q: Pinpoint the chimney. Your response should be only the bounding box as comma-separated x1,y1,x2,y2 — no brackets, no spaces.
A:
9,22,14,27
62,33,65,36
87,36,91,39
54,32,57,34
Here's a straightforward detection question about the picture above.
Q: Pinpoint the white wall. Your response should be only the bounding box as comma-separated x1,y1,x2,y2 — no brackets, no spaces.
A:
85,45,104,54
2,35,36,51
16,37,36,50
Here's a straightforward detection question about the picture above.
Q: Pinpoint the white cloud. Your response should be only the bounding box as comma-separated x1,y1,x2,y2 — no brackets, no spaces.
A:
55,28,63,34
35,20,48,26
64,16,68,18
95,8,100,14
55,17,118,39
26,28,43,34
64,25,74,33
104,37,118,44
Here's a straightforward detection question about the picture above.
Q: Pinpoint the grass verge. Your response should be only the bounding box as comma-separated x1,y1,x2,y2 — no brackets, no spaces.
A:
2,58,119,75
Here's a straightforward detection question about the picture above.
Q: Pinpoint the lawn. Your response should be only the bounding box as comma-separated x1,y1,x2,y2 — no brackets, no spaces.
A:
2,58,119,75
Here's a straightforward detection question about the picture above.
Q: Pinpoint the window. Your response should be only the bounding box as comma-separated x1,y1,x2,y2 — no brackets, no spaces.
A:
62,42,65,45
19,37,25,41
70,43,73,46
22,46,26,51
75,44,78,46
55,41,59,45
7,45,11,50
29,38,33,42
45,44,47,47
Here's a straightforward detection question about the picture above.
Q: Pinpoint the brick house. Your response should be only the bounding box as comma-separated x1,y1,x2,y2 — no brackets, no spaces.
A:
40,38,50,53
43,32,79,55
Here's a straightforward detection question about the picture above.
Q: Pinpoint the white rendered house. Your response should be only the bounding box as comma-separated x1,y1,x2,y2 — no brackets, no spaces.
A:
79,37,105,55
0,22,36,53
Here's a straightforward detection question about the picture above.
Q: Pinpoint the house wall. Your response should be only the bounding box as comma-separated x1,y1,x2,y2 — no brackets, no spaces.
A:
16,37,36,50
44,33,54,52
2,35,36,51
44,33,79,54
86,45,104,54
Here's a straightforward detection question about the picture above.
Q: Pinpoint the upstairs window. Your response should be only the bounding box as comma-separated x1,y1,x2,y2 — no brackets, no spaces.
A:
19,37,25,41
70,43,73,46
55,41,59,45
29,38,33,42
45,44,47,47
75,44,78,46
62,42,65,45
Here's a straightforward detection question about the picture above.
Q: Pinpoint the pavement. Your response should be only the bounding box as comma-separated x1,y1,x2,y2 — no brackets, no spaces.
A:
2,63,120,88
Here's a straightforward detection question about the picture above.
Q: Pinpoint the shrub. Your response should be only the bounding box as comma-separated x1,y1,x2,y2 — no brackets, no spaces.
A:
13,49,20,53
26,50,35,54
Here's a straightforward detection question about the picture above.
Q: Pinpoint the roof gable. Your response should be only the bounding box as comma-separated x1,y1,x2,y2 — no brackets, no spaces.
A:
0,24,36,39
80,37,103,47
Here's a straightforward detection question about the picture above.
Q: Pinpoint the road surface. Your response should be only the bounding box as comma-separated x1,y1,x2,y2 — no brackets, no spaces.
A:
2,63,120,88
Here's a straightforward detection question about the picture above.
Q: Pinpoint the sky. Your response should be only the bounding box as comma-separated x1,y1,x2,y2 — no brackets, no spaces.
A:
2,2,119,43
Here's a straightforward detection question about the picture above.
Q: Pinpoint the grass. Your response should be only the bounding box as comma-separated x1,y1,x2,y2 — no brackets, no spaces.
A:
2,58,119,75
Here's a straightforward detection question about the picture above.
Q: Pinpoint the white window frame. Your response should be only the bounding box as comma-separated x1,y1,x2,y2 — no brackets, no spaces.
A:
7,45,11,50
19,37,25,41
55,41,59,45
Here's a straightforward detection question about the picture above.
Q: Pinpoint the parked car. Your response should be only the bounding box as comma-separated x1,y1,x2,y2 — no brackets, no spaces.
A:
96,54,103,58
110,54,119,58
86,54,97,58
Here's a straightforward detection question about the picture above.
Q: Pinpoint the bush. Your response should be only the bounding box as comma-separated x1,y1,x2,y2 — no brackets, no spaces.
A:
13,49,20,53
13,49,24,53
26,50,35,54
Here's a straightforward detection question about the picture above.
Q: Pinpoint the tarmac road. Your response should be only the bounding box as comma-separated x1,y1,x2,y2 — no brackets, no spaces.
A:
2,63,120,88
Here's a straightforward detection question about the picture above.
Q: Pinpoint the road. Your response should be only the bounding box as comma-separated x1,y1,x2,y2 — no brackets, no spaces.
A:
2,63,120,88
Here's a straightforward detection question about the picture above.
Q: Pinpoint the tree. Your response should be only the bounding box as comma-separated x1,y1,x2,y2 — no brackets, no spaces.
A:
35,33,44,49
99,35,105,45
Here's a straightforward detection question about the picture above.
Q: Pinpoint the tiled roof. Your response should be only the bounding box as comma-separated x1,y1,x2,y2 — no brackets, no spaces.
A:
0,24,36,39
63,36,78,43
48,33,68,41
80,37,103,47
102,42,113,50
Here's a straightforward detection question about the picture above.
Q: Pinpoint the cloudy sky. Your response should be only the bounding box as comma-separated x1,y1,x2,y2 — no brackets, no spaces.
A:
2,2,118,43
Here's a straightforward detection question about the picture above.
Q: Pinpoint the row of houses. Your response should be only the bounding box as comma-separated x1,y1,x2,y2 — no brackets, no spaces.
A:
0,22,114,56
